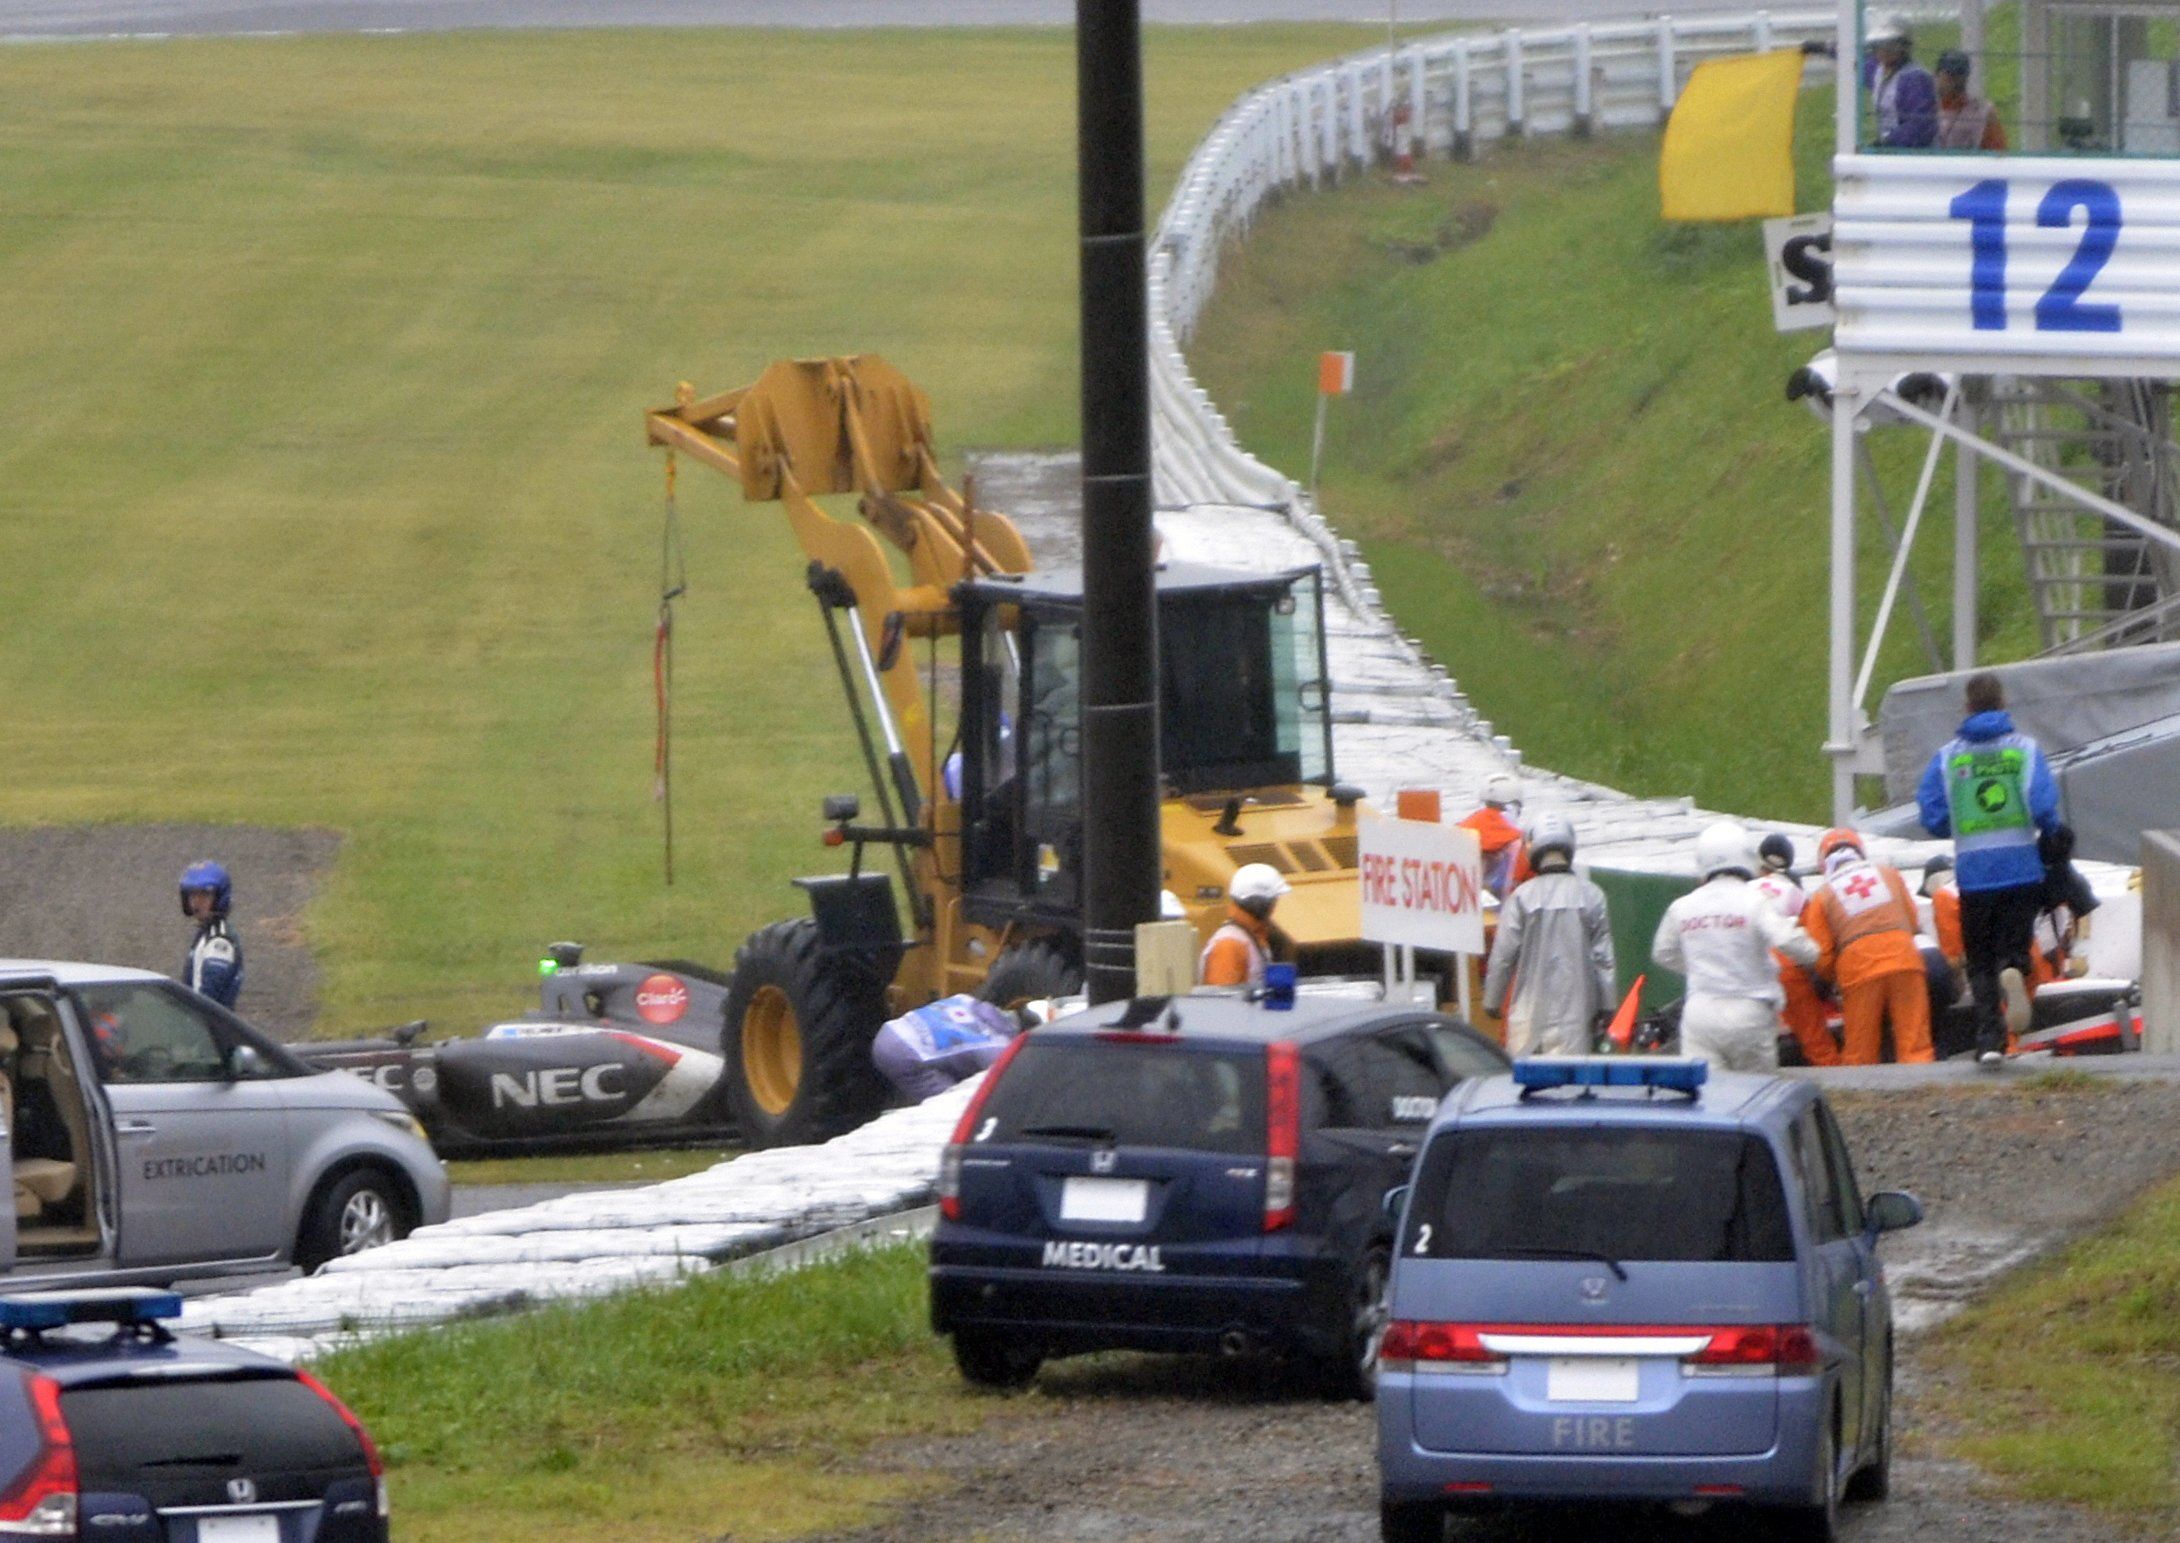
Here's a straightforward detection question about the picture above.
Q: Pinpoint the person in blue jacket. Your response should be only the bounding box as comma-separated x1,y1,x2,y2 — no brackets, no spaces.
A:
1865,17,1937,149
1917,674,2060,1065
179,860,244,1010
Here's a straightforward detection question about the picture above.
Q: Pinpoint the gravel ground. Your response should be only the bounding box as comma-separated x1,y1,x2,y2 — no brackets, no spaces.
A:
821,1079,2180,1543
0,823,339,1039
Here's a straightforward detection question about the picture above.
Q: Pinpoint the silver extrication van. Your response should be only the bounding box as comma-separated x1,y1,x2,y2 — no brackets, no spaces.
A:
0,960,449,1286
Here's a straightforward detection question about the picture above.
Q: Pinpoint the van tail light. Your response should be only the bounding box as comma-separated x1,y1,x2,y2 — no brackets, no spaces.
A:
0,1373,78,1537
1263,1040,1299,1232
1377,1322,1508,1375
296,1369,388,1516
1375,1322,1819,1378
1681,1324,1821,1377
939,1035,1031,1222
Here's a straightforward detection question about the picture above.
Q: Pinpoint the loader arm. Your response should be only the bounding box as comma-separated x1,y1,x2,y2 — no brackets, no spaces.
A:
644,354,1032,854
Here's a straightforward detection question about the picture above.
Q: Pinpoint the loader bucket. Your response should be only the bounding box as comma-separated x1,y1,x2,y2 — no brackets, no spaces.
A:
734,355,932,502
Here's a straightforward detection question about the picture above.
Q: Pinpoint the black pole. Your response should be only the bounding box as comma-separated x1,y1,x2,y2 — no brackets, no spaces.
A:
1077,0,1161,1005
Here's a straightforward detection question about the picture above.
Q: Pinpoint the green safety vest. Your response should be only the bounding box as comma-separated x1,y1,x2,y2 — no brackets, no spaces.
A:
1945,745,2031,839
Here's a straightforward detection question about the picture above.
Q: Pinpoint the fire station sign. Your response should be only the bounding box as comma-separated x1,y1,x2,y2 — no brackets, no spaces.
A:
1358,815,1484,955
1833,154,2180,376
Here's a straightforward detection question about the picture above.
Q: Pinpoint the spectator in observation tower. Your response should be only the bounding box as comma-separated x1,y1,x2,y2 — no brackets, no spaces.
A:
1935,50,2008,151
1865,17,1937,149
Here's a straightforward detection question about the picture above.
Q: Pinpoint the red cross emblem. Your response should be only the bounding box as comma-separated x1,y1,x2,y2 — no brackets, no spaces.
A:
1841,872,1880,901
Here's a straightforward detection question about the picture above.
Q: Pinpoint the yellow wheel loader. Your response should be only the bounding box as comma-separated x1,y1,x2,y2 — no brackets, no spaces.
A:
647,356,1377,1148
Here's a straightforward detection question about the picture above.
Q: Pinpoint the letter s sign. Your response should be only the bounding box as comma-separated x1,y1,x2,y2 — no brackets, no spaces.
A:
1764,213,1835,334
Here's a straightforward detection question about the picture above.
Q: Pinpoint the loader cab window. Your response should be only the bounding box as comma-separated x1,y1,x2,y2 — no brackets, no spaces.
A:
1019,615,1082,903
961,604,1026,891
1161,570,1333,794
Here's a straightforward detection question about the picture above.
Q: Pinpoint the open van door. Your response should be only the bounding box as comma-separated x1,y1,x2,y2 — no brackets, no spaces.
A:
0,1053,14,1273
0,984,114,1275
0,986,49,1277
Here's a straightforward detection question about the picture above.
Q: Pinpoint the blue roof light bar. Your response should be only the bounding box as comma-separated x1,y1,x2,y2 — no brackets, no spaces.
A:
1512,1056,1708,1094
0,1288,184,1333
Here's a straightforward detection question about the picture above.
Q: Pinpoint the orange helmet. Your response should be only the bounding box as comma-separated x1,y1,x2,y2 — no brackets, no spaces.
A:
1817,827,1864,862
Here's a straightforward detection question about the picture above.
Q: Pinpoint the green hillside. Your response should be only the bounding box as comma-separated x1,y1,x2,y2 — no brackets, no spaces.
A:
0,25,1382,1031
1189,87,2041,821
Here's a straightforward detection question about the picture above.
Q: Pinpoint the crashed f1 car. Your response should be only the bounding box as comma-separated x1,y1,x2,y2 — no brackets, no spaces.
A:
297,944,741,1156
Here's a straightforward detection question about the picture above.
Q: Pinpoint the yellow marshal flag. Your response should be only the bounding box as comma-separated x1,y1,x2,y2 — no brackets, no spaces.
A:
1659,49,1804,222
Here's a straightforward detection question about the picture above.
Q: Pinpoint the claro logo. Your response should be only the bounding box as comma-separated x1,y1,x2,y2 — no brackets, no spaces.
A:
635,973,690,1025
491,1065,625,1109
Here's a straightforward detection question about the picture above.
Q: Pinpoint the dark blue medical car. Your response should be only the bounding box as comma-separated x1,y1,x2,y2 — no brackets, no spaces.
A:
0,1287,387,1540
1377,1058,1922,1543
928,992,1508,1396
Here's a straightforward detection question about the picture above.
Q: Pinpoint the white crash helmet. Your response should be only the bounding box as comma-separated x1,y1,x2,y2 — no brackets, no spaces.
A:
1482,772,1522,809
1527,811,1576,864
1229,862,1292,905
1695,820,1757,879
1865,15,1910,46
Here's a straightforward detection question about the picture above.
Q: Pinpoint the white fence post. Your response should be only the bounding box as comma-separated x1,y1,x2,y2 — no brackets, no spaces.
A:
1409,48,1428,158
1347,61,1369,169
1657,16,1678,123
1321,74,1339,180
1299,80,1318,185
1573,24,1593,137
1380,47,1395,160
1505,30,1525,138
1453,38,1474,160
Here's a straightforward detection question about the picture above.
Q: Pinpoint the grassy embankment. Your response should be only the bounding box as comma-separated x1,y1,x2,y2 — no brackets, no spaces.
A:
1933,1168,2180,1530
1189,76,2042,822
321,1242,971,1541
0,24,1380,1034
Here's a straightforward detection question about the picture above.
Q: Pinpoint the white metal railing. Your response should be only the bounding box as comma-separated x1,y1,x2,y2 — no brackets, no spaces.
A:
1148,10,1837,534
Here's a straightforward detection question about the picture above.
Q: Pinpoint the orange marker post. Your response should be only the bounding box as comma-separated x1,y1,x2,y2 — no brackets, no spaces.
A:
1310,351,1354,506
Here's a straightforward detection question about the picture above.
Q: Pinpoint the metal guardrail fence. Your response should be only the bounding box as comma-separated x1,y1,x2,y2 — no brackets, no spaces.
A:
1147,9,1837,524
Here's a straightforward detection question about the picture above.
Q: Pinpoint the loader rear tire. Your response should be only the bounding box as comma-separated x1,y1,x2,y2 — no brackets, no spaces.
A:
720,919,890,1150
975,940,1083,1015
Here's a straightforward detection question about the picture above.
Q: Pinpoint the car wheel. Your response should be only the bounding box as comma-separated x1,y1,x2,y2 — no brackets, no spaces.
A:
1314,1246,1391,1401
719,919,891,1149
1772,1415,1842,1543
296,1168,409,1274
1846,1353,1893,1503
1378,1499,1444,1543
951,1332,1042,1391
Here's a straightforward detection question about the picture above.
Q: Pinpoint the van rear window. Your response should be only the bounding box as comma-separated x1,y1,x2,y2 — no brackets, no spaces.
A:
62,1377,363,1489
1406,1127,1794,1264
980,1040,1266,1154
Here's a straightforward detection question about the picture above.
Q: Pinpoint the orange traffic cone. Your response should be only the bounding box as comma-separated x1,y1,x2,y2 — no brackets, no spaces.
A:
1606,975,1647,1051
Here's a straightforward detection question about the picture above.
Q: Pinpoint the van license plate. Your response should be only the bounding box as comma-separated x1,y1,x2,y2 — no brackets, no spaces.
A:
1060,1177,1147,1223
1545,1356,1640,1403
198,1517,281,1543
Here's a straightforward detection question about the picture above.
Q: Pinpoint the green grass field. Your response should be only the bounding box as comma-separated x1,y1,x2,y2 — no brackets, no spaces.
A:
1188,81,2041,821
1932,1169,2180,1525
0,25,1384,1032
320,1241,982,1541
